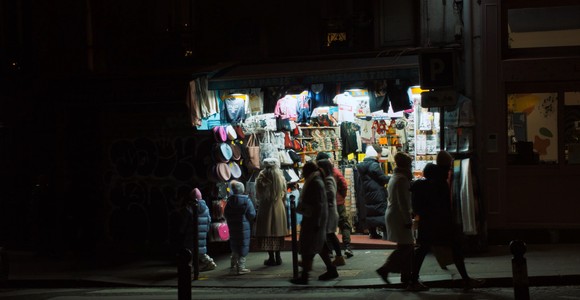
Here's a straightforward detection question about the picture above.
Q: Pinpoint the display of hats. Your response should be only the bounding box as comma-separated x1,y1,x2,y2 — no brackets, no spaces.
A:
230,143,242,161
212,125,227,142
214,142,233,162
226,125,237,141
229,161,242,179
215,162,231,182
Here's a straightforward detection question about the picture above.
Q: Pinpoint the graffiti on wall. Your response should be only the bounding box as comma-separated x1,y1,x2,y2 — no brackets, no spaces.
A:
104,134,212,249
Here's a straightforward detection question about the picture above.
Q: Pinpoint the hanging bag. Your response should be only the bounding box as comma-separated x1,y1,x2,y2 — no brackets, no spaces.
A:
259,131,278,168
246,133,261,170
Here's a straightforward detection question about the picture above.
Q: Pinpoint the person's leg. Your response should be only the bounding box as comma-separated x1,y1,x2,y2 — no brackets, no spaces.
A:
399,244,414,285
229,252,238,274
411,243,430,283
265,250,276,266
318,243,339,280
328,233,345,266
337,205,353,257
238,255,250,274
451,242,485,289
290,254,314,284
275,250,282,265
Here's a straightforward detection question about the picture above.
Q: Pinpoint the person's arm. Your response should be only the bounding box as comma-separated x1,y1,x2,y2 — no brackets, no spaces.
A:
369,161,390,186
334,168,348,198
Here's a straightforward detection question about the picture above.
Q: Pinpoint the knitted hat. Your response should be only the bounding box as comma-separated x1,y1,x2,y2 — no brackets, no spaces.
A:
230,180,245,194
191,188,202,200
315,152,330,161
365,145,378,158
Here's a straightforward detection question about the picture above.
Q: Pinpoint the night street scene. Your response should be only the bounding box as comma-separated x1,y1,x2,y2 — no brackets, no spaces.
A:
2,1,580,299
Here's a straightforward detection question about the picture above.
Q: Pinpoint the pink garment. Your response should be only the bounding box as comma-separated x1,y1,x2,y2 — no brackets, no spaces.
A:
274,95,298,119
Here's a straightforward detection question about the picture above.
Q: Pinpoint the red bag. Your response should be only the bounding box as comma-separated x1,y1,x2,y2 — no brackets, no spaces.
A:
293,139,303,151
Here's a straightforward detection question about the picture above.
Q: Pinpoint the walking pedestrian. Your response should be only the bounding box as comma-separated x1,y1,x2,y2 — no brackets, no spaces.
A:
254,157,289,266
224,180,256,275
376,152,414,286
408,151,485,291
356,145,390,239
316,152,353,260
317,159,341,279
290,161,328,285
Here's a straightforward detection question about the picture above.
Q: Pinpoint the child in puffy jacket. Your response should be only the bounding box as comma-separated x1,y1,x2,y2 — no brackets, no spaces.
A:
180,188,217,272
224,180,256,275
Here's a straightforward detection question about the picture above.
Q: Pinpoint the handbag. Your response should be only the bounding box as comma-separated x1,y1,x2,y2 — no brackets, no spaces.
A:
246,133,261,170
209,220,230,242
259,131,278,167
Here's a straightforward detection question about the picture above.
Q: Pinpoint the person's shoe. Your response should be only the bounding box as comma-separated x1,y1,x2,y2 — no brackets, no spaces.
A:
229,267,238,275
464,278,485,290
264,258,277,266
275,256,283,265
318,268,339,281
237,267,251,275
406,281,430,292
344,248,354,258
376,266,390,284
200,261,217,272
332,256,346,266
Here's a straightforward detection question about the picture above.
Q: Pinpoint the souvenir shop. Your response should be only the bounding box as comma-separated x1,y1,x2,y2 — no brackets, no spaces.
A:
187,60,481,240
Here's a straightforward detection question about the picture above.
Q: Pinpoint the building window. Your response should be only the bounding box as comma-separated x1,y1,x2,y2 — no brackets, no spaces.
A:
507,5,580,49
507,92,558,165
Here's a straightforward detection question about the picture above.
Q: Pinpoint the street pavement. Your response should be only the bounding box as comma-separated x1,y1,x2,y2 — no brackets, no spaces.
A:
2,241,580,290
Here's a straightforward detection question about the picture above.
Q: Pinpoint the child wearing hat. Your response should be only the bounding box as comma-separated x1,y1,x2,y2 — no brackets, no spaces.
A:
224,180,257,275
183,188,217,272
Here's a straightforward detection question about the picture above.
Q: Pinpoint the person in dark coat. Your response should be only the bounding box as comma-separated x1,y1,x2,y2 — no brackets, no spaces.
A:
290,161,328,285
224,180,256,275
356,145,390,239
408,151,484,291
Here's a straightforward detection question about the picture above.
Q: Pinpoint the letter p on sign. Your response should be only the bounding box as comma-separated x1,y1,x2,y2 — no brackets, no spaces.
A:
419,51,455,89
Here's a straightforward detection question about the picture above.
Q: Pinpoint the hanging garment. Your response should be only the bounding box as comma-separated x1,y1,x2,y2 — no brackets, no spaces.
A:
224,97,246,124
197,77,219,118
460,159,477,235
186,80,203,127
274,95,298,119
296,93,312,124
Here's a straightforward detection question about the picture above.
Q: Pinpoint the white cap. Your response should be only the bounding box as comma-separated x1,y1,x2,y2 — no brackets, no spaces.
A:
365,145,378,158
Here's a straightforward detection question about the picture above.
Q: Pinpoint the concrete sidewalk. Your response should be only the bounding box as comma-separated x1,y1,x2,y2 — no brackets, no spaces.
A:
3,243,580,289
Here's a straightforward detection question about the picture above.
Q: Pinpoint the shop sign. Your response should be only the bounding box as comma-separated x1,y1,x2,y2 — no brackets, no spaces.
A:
421,90,458,107
419,51,455,89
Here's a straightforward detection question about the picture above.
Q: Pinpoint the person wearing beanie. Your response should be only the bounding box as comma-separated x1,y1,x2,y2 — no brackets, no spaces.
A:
356,145,390,239
224,180,256,275
178,187,217,273
376,152,414,288
315,152,354,261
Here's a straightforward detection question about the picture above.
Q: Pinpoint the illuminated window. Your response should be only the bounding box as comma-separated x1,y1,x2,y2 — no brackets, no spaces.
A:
326,32,347,47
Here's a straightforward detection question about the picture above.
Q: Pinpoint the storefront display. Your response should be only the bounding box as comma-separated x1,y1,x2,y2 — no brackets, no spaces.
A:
189,76,482,238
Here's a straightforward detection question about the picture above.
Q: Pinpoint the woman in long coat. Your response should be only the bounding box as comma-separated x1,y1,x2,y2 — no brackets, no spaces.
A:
290,161,327,285
254,157,289,266
316,159,340,280
224,180,256,275
376,152,414,286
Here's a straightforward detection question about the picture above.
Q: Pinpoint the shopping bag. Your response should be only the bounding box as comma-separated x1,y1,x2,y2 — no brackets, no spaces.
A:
209,220,229,242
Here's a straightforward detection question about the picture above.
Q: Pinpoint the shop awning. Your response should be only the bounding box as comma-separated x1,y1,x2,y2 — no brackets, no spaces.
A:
207,55,420,90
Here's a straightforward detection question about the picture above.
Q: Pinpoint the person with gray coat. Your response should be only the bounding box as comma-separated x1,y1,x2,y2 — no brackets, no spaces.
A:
376,152,414,287
224,180,256,275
